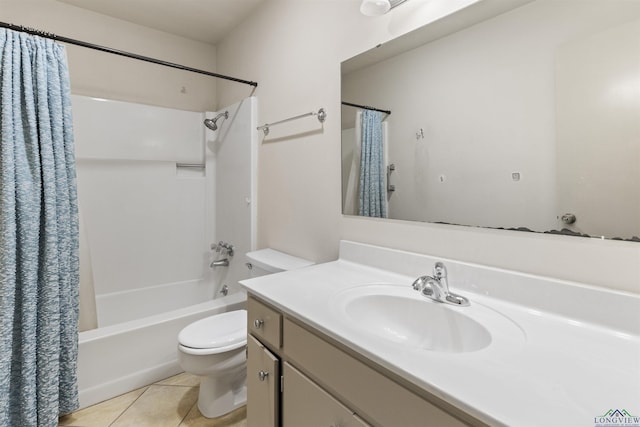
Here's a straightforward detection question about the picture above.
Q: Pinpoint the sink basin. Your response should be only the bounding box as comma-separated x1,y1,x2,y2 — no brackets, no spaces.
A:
332,284,524,354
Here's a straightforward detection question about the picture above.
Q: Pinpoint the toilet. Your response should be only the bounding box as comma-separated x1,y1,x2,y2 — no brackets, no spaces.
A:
177,248,314,418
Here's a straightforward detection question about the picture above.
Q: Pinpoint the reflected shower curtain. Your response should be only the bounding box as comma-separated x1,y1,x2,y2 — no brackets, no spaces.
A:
0,29,80,426
343,111,362,215
358,109,387,218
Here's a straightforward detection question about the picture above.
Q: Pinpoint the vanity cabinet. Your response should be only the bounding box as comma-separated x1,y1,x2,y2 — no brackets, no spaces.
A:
247,296,479,427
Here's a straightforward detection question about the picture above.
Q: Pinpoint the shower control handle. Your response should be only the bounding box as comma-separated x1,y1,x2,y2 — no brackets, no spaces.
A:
387,163,396,193
258,370,269,381
211,241,234,256
253,319,264,329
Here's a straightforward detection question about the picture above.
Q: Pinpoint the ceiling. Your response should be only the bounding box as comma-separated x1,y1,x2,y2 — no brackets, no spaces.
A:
57,0,265,44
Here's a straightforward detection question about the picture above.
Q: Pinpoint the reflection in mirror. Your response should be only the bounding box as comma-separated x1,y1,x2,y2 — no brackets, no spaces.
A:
341,0,640,241
342,102,392,218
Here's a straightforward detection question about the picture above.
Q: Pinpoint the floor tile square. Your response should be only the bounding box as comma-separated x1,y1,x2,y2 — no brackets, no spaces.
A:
180,405,247,427
58,387,147,427
110,385,198,427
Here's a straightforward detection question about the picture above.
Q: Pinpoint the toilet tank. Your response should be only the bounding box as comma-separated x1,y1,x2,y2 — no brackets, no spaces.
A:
245,248,314,278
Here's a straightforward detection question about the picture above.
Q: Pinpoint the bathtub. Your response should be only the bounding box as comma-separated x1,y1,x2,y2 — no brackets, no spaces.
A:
77,290,246,409
95,278,224,327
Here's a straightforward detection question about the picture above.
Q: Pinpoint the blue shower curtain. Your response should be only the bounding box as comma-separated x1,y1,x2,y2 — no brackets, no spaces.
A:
0,29,80,426
358,109,387,218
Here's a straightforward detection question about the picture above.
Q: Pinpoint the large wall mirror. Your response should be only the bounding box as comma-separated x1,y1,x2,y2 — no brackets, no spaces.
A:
341,0,640,241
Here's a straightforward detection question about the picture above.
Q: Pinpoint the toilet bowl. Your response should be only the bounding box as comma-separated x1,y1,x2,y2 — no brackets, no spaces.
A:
178,310,248,418
177,248,314,418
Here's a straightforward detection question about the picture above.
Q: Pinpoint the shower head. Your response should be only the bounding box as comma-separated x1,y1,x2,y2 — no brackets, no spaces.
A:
203,118,217,131
204,111,229,131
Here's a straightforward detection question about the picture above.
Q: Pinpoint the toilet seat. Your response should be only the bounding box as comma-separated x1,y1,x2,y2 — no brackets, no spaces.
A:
178,310,247,355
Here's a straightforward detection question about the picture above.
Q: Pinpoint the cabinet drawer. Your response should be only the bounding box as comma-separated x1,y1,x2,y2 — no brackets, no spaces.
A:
283,318,471,427
283,362,371,427
248,297,282,349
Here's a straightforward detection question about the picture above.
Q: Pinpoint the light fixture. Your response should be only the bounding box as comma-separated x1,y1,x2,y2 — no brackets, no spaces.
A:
360,0,409,17
360,0,391,16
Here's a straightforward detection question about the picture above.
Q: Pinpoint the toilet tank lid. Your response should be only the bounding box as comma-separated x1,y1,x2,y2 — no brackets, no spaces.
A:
246,248,314,273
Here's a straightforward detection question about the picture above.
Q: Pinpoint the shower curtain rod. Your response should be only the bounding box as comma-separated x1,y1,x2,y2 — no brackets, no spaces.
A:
342,101,391,115
0,21,258,88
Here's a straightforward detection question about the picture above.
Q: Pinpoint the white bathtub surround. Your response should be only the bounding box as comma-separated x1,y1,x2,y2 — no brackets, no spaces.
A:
72,95,259,409
209,96,259,297
240,241,640,427
73,95,258,321
72,95,211,312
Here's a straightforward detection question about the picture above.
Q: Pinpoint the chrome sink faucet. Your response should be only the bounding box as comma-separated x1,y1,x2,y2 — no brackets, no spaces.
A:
412,262,470,306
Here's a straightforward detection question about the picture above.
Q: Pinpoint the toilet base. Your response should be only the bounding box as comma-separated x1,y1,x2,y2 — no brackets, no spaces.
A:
197,374,247,418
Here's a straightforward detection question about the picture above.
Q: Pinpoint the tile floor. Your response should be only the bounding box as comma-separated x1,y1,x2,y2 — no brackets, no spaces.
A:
58,373,246,427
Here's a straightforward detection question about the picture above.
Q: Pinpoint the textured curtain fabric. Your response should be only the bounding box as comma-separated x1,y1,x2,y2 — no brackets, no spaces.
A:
0,29,80,426
358,109,387,218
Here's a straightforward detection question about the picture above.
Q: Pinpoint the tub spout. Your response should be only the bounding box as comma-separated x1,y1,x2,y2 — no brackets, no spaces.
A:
210,258,229,268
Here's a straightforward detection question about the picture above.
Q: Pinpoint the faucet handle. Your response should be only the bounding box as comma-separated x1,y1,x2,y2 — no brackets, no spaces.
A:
433,262,447,279
411,276,426,291
412,276,438,298
225,244,235,257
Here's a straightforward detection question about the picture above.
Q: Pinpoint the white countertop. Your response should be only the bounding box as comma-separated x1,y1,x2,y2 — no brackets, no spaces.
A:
240,241,640,427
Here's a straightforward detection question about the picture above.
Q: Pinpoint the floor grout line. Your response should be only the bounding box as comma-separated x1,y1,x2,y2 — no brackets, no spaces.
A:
107,385,150,427
177,401,198,427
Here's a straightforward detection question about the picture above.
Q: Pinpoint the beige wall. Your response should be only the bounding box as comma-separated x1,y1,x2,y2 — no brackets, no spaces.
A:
217,0,640,294
1,0,217,111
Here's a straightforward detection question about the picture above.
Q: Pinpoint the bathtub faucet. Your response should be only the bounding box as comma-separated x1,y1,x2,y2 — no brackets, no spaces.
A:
210,258,229,268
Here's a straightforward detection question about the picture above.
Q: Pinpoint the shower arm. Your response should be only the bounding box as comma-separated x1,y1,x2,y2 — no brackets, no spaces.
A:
204,111,229,131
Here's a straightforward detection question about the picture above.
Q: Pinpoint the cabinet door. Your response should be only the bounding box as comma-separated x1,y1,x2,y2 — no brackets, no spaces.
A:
247,335,280,427
283,362,370,427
